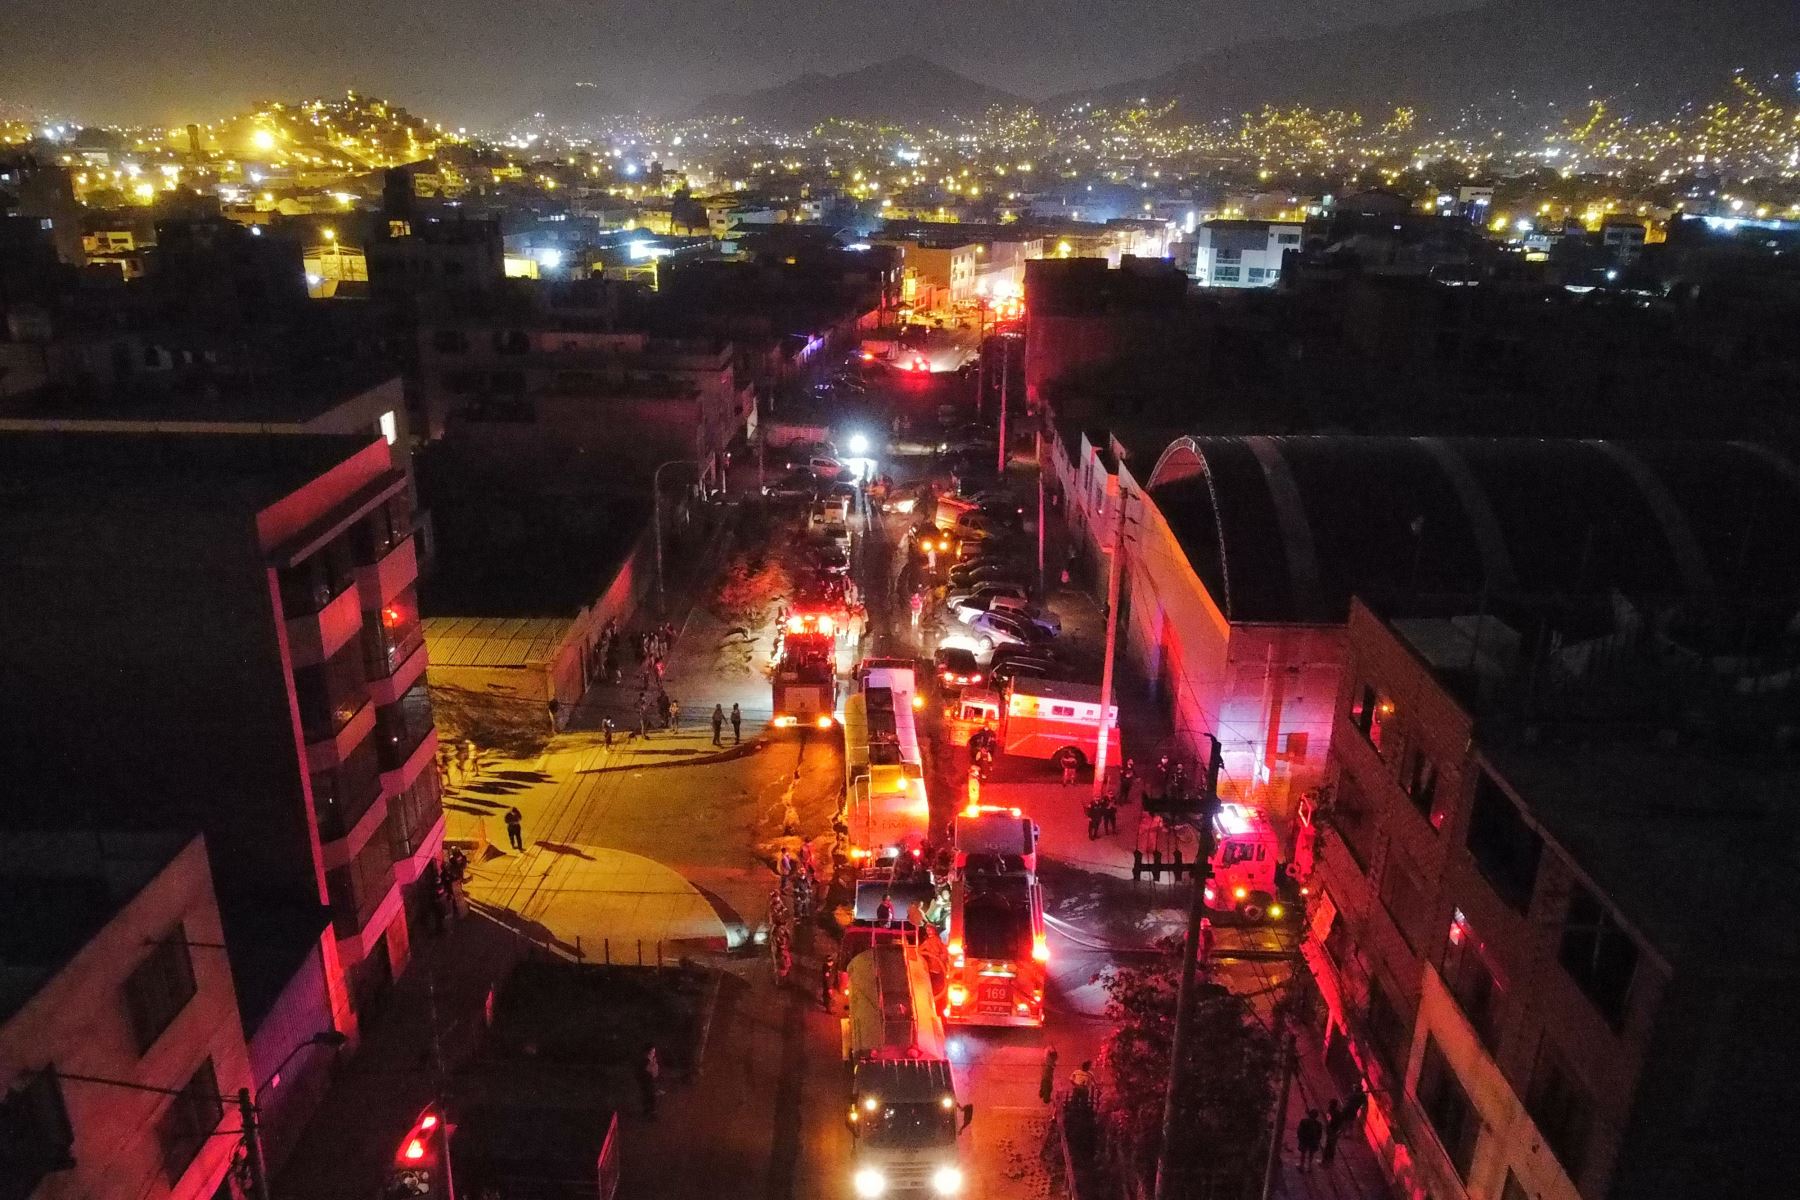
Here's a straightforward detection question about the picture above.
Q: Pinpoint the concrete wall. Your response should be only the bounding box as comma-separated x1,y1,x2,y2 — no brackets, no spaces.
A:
0,837,254,1200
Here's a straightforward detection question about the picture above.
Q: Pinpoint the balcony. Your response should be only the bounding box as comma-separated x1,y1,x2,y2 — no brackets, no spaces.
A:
354,534,418,609
305,702,376,775
284,581,364,670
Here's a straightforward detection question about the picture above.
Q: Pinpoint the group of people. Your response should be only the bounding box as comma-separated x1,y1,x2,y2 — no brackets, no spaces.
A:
1294,1088,1367,1172
437,738,482,788
1083,791,1121,838
768,842,821,981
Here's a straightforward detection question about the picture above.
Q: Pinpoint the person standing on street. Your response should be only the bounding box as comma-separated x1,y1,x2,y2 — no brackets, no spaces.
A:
668,698,681,732
711,703,726,746
504,806,524,852
1321,1098,1344,1167
1120,758,1137,804
1101,786,1119,835
1296,1109,1323,1171
1085,799,1101,840
1039,1047,1059,1105
820,954,837,1010
730,702,743,744
1059,746,1079,786
603,716,615,747
637,1045,660,1119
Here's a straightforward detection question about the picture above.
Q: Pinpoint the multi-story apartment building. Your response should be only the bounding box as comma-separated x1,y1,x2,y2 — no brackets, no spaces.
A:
1192,218,1302,288
1304,599,1800,1200
418,286,750,486
0,831,259,1200
0,430,443,1161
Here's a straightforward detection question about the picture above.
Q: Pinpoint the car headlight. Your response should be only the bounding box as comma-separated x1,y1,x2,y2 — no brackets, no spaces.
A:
853,1167,887,1197
932,1166,964,1195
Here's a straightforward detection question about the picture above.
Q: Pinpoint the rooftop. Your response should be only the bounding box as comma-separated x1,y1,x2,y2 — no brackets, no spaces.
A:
1147,435,1800,624
0,430,378,510
0,830,193,1022
0,360,398,428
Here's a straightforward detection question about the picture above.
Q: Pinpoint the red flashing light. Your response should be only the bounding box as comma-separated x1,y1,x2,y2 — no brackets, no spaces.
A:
382,605,403,628
403,1138,426,1162
418,1114,439,1132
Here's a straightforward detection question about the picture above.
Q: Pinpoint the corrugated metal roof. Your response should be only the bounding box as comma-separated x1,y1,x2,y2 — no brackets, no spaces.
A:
422,615,575,669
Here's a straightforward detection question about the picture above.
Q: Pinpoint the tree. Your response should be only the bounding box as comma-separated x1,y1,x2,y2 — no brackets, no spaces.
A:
1097,937,1280,1199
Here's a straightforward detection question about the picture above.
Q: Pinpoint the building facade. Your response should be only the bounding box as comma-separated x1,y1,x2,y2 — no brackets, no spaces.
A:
0,833,257,1200
0,431,445,1158
1192,219,1301,288
1304,599,1800,1200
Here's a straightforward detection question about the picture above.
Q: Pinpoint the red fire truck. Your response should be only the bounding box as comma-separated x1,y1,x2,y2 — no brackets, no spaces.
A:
944,805,1046,1027
771,608,839,728
1201,802,1286,921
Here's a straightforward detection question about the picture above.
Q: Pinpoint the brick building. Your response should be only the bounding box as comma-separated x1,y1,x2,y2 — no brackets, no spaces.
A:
1305,598,1800,1200
0,431,443,1162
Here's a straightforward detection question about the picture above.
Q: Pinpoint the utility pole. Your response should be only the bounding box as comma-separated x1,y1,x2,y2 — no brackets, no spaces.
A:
238,1088,272,1200
1259,1034,1298,1200
1035,419,1046,596
1091,485,1128,800
1153,736,1224,1200
996,337,1009,476
652,458,695,614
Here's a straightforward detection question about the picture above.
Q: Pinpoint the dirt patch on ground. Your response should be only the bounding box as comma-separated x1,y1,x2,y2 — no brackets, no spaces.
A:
482,958,714,1073
429,683,555,759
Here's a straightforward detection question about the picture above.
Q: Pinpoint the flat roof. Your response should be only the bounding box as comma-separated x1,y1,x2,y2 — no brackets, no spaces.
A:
1,362,398,428
0,830,194,1021
0,429,376,510
424,616,575,669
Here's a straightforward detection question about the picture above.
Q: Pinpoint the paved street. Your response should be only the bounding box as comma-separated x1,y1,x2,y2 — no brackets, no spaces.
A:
282,355,1394,1200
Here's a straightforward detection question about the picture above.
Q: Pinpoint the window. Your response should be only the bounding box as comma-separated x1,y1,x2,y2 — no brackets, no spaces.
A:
1378,857,1431,951
1559,881,1638,1028
278,536,356,615
1217,247,1242,262
1278,232,1301,245
1247,268,1267,281
1401,744,1439,821
326,835,395,936
1329,774,1378,869
124,927,197,1054
387,767,444,861
379,410,398,445
311,738,383,842
1284,731,1309,762
1213,266,1241,282
375,680,435,771
1526,1041,1592,1179
1364,979,1412,1071
294,641,370,742
1349,684,1395,751
156,1058,221,1185
1442,914,1502,1054
1467,772,1542,912
1415,1037,1480,1181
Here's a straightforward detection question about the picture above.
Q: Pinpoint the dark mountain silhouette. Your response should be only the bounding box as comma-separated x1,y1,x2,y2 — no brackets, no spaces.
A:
516,81,633,127
695,55,1023,128
1055,0,1800,119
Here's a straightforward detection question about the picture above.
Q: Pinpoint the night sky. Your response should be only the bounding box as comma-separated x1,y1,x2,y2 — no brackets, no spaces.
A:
8,0,1483,125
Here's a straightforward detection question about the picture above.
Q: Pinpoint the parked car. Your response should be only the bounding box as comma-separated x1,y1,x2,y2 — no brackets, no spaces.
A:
990,658,1054,688
947,560,1028,589
933,646,984,691
952,591,1062,636
762,469,819,502
812,543,850,575
967,610,1051,654
946,582,1031,614
988,643,1060,669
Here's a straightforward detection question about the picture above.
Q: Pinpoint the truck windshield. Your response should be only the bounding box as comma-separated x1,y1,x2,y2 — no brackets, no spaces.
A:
862,1102,957,1149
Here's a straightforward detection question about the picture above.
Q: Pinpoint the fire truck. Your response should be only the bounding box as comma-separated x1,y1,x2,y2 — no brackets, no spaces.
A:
771,608,839,728
842,943,970,1198
840,662,930,870
945,678,1118,766
1198,802,1285,921
944,805,1046,1027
